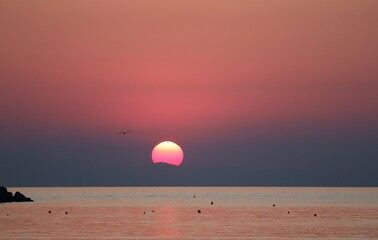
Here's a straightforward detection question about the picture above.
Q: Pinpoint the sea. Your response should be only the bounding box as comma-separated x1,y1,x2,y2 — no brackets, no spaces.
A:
0,187,377,239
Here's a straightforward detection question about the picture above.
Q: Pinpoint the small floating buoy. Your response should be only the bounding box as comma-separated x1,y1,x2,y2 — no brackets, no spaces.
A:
314,213,317,217
193,195,196,198
211,201,214,205
197,209,201,213
273,204,275,207
7,214,9,216
65,212,68,215
288,211,290,214
143,212,146,214
48,210,51,214
152,210,155,213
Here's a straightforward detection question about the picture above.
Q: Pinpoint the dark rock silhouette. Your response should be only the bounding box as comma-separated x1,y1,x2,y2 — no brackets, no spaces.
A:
0,186,33,203
0,187,13,202
13,191,33,202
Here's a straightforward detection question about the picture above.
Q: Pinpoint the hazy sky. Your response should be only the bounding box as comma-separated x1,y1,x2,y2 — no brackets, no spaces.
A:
1,0,377,186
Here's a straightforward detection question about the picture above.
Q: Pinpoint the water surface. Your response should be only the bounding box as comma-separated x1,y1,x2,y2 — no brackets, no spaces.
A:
1,187,377,239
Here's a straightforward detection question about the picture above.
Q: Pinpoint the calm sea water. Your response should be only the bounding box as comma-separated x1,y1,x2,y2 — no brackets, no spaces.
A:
1,187,377,239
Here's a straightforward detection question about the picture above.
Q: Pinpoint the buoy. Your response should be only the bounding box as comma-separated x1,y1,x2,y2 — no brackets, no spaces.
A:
273,204,275,207
197,209,201,213
211,201,214,205
288,211,290,214
48,210,51,214
152,210,155,213
65,212,68,215
143,212,146,214
314,213,317,217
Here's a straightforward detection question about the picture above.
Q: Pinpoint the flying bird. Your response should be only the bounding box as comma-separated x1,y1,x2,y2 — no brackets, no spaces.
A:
118,131,132,135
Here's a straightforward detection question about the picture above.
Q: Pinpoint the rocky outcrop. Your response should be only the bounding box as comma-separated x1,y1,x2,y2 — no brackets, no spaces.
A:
0,186,13,202
0,186,33,203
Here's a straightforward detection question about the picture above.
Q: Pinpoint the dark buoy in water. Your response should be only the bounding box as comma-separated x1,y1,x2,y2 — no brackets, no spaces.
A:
143,212,146,214
152,210,155,213
197,209,201,213
48,210,51,214
193,195,196,198
65,212,68,215
314,213,317,217
211,201,214,205
288,211,290,214
273,204,275,207
7,214,9,216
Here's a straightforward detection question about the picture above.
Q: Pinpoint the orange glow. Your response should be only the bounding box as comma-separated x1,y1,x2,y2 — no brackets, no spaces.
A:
152,141,184,166
0,1,377,141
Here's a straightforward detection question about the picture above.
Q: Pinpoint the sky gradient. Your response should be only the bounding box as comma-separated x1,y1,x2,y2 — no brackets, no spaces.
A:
1,0,377,186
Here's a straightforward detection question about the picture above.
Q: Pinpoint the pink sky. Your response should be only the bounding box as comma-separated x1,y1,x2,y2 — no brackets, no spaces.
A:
1,0,377,142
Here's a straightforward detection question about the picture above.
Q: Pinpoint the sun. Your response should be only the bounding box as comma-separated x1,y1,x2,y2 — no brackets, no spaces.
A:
152,141,184,166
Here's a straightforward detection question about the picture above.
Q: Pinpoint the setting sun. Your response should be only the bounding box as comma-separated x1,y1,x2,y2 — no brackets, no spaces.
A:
152,141,184,166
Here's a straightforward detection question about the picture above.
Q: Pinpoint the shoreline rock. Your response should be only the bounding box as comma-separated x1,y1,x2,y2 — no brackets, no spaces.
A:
0,186,33,203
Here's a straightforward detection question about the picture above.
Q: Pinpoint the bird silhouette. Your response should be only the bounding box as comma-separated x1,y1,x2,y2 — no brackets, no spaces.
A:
118,131,132,135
